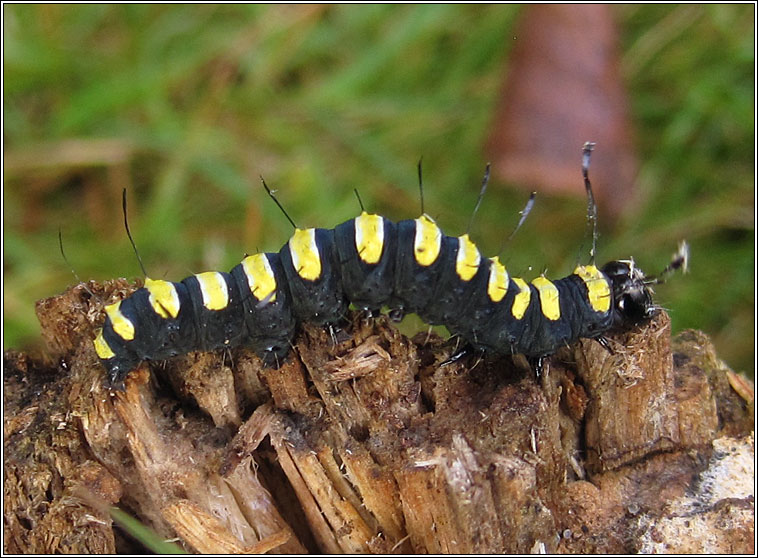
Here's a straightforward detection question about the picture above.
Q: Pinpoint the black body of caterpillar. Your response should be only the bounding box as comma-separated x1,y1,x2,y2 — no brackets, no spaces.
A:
94,207,660,391
92,143,688,390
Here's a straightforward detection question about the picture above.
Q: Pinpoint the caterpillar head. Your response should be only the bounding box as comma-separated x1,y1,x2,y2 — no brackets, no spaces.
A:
601,260,655,327
601,241,689,328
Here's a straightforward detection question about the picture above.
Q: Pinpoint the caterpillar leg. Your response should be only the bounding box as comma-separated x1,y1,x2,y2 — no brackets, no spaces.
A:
388,308,405,323
528,355,547,379
258,344,291,369
440,345,473,367
102,353,142,391
595,335,614,354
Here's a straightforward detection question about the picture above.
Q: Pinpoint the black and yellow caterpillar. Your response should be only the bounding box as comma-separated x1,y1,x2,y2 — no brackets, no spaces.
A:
93,147,681,389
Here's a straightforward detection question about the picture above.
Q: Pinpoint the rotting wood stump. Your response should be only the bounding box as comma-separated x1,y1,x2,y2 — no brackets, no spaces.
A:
4,280,754,554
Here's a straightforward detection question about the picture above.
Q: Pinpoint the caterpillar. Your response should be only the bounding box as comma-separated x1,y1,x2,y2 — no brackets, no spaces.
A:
93,144,687,390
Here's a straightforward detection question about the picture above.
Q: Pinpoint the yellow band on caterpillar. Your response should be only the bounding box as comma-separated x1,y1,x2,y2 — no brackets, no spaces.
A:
532,276,561,321
289,228,322,281
414,214,442,267
487,256,509,303
456,234,481,281
241,253,277,302
104,300,135,341
94,329,116,359
145,278,181,319
195,271,229,311
511,277,531,319
574,264,611,313
355,212,385,265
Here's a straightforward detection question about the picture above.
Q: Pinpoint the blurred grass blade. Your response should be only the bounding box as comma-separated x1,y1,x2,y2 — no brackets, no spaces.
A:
109,506,185,554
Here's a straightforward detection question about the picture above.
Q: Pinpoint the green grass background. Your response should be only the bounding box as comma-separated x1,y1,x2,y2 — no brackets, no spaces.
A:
4,5,754,376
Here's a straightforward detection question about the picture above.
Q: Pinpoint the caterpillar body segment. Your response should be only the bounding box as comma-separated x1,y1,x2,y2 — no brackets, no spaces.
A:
229,252,296,366
334,213,398,315
414,233,489,329
389,215,447,318
279,227,347,325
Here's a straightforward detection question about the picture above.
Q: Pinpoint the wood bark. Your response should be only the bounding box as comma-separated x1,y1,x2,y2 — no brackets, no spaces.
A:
4,280,754,553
